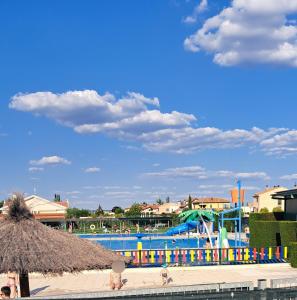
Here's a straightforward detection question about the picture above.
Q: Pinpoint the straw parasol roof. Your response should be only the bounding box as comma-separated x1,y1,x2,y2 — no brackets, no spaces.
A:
0,195,129,275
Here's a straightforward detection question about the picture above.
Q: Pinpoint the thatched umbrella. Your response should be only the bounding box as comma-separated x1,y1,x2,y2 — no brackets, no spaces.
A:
0,195,129,297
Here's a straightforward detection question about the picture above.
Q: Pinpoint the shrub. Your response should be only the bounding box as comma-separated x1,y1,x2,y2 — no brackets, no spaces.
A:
279,221,297,246
250,221,280,248
273,206,283,212
259,207,269,213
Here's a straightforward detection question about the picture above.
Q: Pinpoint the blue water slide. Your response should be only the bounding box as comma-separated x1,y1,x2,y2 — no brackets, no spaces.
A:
166,221,199,236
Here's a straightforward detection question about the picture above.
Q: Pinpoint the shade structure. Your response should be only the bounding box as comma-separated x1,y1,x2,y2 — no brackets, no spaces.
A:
179,209,218,223
0,195,130,297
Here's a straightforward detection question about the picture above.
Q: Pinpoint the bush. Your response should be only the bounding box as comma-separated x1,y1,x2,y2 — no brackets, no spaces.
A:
290,243,297,268
250,221,280,248
259,207,269,213
279,221,297,246
273,206,283,212
249,212,285,246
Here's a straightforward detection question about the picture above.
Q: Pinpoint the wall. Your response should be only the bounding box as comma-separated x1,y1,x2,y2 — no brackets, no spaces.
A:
256,187,287,212
285,200,297,220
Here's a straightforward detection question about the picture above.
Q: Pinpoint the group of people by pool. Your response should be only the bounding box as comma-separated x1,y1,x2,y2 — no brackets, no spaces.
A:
0,272,19,299
109,264,171,291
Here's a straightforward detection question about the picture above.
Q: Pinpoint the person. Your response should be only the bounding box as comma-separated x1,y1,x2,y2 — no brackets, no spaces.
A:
68,223,73,233
109,270,123,290
0,286,11,299
205,238,211,249
6,272,18,298
160,265,169,285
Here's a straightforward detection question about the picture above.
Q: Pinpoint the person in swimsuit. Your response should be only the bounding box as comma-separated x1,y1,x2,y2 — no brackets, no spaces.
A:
160,265,169,285
109,270,123,290
6,272,18,298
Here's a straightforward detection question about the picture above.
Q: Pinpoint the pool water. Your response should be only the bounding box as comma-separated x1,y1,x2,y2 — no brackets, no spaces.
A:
90,237,244,250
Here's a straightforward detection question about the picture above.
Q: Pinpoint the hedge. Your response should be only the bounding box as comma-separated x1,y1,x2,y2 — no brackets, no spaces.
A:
249,212,284,247
249,219,297,248
279,222,297,246
250,221,280,248
290,243,297,268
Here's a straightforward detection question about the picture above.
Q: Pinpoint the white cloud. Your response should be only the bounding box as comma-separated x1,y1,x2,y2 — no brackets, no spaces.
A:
144,166,206,178
280,173,297,180
183,0,208,24
144,165,270,180
9,89,297,156
141,127,287,154
30,155,71,166
184,0,297,66
10,89,195,138
84,167,101,173
28,167,44,172
260,130,297,156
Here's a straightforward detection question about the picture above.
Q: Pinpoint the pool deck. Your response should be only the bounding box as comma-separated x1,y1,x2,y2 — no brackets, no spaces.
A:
2,263,297,298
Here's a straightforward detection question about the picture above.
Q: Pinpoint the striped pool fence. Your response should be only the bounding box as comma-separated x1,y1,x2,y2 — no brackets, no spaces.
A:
116,246,288,267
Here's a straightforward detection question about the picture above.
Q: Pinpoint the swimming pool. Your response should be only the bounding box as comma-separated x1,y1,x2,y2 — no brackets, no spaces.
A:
79,235,246,250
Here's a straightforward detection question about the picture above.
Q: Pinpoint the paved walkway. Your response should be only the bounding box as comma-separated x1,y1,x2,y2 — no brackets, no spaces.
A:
0,264,296,297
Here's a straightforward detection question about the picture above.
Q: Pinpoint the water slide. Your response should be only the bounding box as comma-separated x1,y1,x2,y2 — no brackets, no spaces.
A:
166,221,199,236
220,227,229,248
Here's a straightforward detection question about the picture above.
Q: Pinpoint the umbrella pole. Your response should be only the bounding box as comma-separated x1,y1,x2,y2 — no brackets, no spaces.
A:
19,272,30,297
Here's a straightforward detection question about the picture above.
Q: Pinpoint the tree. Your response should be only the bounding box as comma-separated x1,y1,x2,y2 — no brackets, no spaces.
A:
259,207,269,213
112,206,124,214
156,198,164,205
95,204,104,216
272,206,283,212
66,208,91,218
0,201,4,209
165,196,170,203
188,195,192,210
53,194,61,202
125,203,142,217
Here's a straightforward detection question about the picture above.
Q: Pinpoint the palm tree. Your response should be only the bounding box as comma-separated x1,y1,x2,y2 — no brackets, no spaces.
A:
179,209,218,248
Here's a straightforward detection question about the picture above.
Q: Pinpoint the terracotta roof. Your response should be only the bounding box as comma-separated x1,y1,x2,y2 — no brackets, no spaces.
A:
253,186,287,197
192,197,230,204
55,201,69,208
141,204,159,210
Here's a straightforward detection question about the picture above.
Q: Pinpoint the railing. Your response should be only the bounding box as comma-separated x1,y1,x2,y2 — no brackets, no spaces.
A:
116,246,288,267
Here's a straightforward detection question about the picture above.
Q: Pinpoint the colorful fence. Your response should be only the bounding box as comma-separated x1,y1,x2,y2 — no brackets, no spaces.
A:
116,246,288,267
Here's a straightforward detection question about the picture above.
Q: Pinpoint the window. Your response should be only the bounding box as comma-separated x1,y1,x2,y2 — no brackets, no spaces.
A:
278,200,282,206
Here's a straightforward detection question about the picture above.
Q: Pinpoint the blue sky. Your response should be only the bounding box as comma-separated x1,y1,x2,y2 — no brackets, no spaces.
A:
1,0,297,209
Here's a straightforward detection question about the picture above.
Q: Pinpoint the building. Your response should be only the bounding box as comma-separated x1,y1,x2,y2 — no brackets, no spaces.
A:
252,186,287,212
272,188,297,220
1,195,69,225
192,197,231,211
141,204,160,216
157,202,180,214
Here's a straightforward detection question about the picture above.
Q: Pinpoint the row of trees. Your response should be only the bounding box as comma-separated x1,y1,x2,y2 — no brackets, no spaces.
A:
66,195,177,219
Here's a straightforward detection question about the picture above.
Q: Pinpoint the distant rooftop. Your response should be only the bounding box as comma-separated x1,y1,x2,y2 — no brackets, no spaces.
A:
193,197,230,204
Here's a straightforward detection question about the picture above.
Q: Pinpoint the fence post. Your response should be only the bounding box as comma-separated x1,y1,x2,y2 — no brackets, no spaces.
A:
138,250,142,267
178,248,182,266
219,248,222,265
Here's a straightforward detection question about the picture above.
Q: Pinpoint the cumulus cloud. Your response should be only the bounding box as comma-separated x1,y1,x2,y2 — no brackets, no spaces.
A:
84,167,101,173
183,0,208,24
10,90,195,136
30,155,71,166
8,89,297,156
184,0,297,66
141,127,287,154
144,165,270,180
